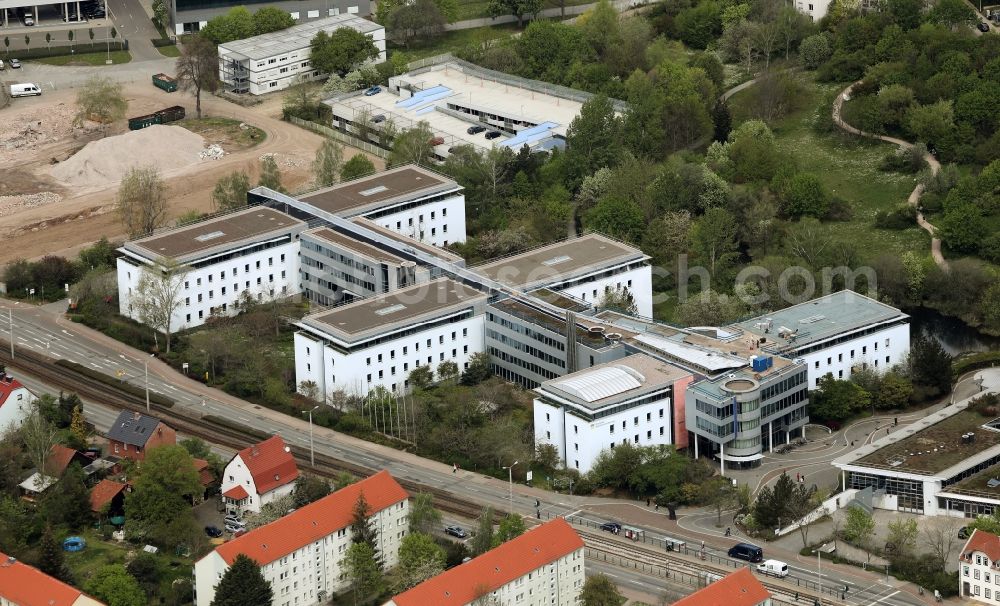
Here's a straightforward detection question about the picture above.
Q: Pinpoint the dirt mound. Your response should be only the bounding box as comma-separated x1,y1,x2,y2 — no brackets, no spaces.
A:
50,125,207,188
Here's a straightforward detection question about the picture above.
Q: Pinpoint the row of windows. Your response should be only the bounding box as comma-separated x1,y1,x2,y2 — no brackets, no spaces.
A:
183,254,287,290
365,349,465,383
326,312,474,355
388,208,448,231
487,329,566,369
696,399,733,420
796,327,899,357
731,436,761,449
185,238,291,271
364,195,456,221
302,240,379,276
760,369,807,401
355,329,470,367
761,387,808,419
184,274,285,306
696,416,733,438
486,312,566,352
488,347,559,381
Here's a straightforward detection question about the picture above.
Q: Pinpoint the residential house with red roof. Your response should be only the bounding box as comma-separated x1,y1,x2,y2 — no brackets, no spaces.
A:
0,369,34,434
220,435,299,515
106,410,176,462
46,444,91,478
384,517,585,606
960,529,1000,602
195,469,409,606
89,479,129,517
0,551,107,606
671,567,771,606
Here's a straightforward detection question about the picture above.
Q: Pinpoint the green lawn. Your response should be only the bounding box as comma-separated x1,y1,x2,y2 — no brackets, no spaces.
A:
729,76,931,261
390,23,521,61
34,50,131,66
62,529,127,583
175,117,266,149
156,44,180,58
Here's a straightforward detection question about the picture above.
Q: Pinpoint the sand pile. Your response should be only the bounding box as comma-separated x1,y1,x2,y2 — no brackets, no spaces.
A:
50,125,207,188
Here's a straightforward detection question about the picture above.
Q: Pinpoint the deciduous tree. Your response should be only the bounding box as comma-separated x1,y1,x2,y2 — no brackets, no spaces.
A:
314,138,344,187
212,170,251,211
341,542,384,604
258,155,284,193
389,122,435,168
310,28,379,77
74,76,127,132
388,0,446,47
125,445,203,547
176,34,221,119
580,574,624,606
130,258,188,353
493,513,526,545
292,474,331,508
408,492,443,534
470,506,495,556
341,154,376,181
394,532,446,591
116,165,167,238
487,0,542,27
844,506,876,561
84,565,146,606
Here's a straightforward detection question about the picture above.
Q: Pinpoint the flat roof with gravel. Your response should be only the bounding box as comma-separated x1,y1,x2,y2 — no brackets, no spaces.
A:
303,227,406,264
298,165,459,217
298,278,486,344
123,207,305,264
474,234,648,290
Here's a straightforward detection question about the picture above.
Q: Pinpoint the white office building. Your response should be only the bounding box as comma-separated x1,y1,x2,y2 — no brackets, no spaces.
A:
730,291,910,388
294,278,487,398
385,518,585,606
195,470,409,606
533,354,693,473
116,207,306,332
218,15,385,95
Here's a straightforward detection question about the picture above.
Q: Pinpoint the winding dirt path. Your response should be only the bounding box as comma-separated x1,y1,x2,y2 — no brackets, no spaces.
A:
831,81,949,270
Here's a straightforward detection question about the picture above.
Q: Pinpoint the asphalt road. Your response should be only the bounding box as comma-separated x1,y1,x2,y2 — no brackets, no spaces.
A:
0,298,929,606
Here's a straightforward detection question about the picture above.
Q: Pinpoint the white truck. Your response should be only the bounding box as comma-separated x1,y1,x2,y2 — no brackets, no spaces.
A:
10,83,42,97
756,559,789,578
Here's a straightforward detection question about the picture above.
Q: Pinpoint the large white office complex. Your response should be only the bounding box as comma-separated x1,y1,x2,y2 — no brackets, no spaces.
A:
116,207,306,331
385,518,585,606
294,278,487,397
533,354,693,473
324,58,626,158
218,15,385,95
731,291,911,388
195,470,408,606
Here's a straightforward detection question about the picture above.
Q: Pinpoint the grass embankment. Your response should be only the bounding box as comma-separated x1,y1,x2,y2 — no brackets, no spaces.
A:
388,23,521,61
175,117,266,149
729,75,930,260
34,50,131,65
156,44,180,58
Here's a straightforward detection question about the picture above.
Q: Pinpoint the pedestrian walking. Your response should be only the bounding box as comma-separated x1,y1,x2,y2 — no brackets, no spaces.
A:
646,498,650,507
796,472,800,481
655,504,659,511
453,463,457,474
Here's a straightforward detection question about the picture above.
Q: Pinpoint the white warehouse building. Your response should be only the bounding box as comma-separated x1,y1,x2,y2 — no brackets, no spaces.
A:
218,15,385,95
294,278,487,398
117,207,306,332
533,354,693,473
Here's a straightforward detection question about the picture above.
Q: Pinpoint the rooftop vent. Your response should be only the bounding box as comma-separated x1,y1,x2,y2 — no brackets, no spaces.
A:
799,315,826,324
542,255,572,266
194,231,225,242
375,304,407,316
359,185,389,196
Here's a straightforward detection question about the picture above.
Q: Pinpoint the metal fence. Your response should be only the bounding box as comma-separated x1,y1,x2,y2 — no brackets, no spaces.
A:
286,116,389,159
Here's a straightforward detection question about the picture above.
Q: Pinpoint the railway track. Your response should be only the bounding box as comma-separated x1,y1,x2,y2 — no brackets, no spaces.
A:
0,347,486,521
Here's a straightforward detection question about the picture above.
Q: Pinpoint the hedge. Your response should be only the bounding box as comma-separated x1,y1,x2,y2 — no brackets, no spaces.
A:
202,415,270,441
151,38,175,48
54,359,175,408
954,350,1000,378
14,40,128,60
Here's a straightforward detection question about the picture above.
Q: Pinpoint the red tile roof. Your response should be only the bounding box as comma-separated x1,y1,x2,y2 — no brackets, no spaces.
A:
90,479,127,513
193,458,214,487
46,444,79,477
390,518,584,606
0,550,105,606
671,568,771,606
0,376,25,408
237,435,299,496
223,485,249,500
210,470,408,566
963,529,1000,562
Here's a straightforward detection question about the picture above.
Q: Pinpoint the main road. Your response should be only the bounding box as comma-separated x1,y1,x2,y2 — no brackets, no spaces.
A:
0,298,929,606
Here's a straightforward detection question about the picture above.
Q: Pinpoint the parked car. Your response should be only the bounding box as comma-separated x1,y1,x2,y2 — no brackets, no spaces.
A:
959,526,970,539
224,514,243,525
10,59,21,69
728,542,764,563
599,521,622,533
429,136,445,146
466,125,486,135
484,130,502,140
363,86,382,96
444,525,467,538
224,522,246,533
204,525,223,538
979,21,991,32
371,114,386,123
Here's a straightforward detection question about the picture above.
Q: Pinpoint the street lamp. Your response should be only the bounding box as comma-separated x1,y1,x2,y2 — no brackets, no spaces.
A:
144,355,151,412
812,543,828,606
8,308,14,360
302,405,319,467
502,460,519,513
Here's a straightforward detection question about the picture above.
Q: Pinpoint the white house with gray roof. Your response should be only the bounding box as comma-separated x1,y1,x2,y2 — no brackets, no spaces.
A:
217,15,385,95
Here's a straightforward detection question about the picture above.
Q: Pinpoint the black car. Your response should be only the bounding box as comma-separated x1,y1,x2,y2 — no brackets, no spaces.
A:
466,125,486,135
444,525,467,538
599,521,622,533
728,542,764,563
204,525,223,538
484,130,502,140
979,21,991,32
371,114,387,123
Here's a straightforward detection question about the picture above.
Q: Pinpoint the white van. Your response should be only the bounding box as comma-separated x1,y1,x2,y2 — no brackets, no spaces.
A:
757,559,789,578
10,83,42,97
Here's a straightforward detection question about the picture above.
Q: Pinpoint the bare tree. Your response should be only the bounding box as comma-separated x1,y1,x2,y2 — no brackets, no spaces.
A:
117,165,167,239
924,517,963,571
314,138,344,188
129,258,188,353
754,21,780,69
176,34,220,118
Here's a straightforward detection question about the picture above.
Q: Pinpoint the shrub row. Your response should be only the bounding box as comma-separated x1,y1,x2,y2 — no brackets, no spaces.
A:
13,40,128,60
54,359,175,408
954,350,1000,378
150,38,175,48
201,415,270,441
